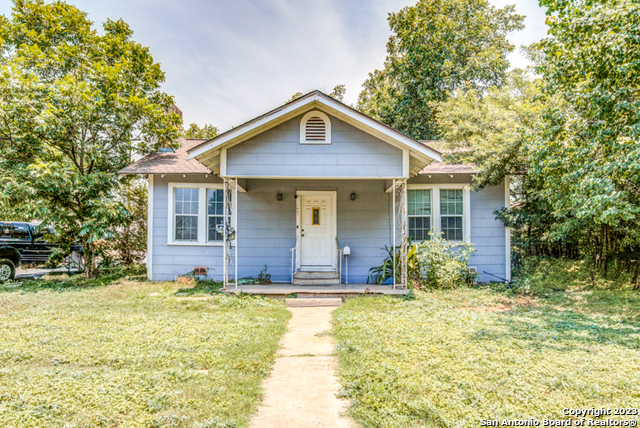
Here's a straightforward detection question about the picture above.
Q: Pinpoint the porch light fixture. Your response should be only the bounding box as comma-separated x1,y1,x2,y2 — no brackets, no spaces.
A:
277,193,283,201
350,192,356,201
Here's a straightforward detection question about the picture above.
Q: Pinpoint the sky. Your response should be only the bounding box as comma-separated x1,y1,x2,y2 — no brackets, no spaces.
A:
0,0,548,131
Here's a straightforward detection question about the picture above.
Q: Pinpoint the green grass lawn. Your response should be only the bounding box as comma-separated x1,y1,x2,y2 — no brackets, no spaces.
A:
333,263,640,427
0,276,290,427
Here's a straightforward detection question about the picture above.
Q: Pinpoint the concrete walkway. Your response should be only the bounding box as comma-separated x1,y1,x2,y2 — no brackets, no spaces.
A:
249,306,353,428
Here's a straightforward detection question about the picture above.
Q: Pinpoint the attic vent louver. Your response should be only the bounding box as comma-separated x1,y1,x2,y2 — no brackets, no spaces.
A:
300,111,331,144
306,117,326,141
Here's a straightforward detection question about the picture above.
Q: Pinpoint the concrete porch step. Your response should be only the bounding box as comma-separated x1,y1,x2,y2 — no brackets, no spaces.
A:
285,297,343,307
294,271,339,280
292,271,340,286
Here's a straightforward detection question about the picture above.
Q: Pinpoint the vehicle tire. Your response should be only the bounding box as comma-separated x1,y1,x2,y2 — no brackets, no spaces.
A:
0,259,15,283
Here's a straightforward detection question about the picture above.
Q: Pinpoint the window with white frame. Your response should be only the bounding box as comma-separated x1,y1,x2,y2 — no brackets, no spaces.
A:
174,188,199,241
406,185,470,243
300,111,332,144
440,189,464,241
168,183,227,245
408,189,431,241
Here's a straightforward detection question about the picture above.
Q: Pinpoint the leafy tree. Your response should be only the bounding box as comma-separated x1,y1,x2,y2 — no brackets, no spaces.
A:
358,0,524,140
98,176,148,267
532,0,640,276
329,84,346,102
184,123,218,139
438,69,543,188
288,92,303,102
0,0,181,277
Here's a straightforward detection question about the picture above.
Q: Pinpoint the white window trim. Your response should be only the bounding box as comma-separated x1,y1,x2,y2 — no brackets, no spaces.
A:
299,111,332,144
407,188,432,242
167,182,225,246
407,184,471,243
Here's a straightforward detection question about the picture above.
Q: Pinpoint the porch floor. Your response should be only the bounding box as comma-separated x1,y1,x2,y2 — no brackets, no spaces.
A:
222,283,409,297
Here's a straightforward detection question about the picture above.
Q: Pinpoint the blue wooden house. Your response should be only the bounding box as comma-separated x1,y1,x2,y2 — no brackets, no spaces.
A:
120,91,510,289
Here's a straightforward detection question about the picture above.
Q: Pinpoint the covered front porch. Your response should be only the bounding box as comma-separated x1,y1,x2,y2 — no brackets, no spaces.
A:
219,177,410,289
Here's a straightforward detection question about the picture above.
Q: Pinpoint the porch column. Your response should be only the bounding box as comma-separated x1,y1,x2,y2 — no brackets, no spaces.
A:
392,178,408,289
223,177,238,289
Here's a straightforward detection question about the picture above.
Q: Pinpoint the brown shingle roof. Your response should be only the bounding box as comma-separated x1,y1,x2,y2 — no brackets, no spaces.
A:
118,139,211,175
419,163,477,174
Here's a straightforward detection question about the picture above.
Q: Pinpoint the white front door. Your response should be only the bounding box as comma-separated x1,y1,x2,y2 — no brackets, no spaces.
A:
299,192,335,269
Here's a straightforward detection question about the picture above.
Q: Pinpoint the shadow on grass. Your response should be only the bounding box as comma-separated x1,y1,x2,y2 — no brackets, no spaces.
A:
0,265,146,293
472,306,640,352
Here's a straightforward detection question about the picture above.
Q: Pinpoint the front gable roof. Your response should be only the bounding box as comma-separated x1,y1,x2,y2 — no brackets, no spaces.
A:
187,90,442,176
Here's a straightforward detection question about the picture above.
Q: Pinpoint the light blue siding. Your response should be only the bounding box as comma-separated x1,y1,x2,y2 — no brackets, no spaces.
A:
151,174,224,281
469,183,508,282
151,177,508,283
226,112,404,178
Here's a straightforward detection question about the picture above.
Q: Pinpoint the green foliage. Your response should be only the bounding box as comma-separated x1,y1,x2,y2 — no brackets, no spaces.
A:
0,279,289,427
368,234,475,289
522,0,640,272
358,0,524,140
512,258,640,321
333,288,640,427
184,123,219,139
0,0,182,277
367,241,420,285
257,264,272,285
1,264,146,293
439,69,543,188
329,84,346,102
97,175,148,266
287,91,304,102
416,231,476,289
43,246,70,269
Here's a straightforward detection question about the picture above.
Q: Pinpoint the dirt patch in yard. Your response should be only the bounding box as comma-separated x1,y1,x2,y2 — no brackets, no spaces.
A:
461,296,536,312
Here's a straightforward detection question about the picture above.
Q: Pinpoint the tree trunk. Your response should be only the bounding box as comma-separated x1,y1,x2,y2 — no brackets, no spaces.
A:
632,261,640,290
82,238,97,278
